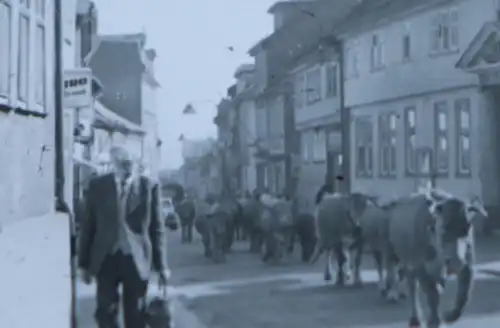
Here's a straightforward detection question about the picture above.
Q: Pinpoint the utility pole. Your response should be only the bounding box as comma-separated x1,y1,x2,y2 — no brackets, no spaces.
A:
54,1,78,327
54,0,65,211
328,37,350,193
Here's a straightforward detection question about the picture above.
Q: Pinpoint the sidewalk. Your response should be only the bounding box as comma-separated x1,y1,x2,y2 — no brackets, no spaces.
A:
0,212,71,328
354,314,500,328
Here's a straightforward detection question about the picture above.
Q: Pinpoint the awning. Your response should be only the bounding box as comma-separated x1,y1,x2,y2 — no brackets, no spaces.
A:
72,155,101,171
93,101,145,135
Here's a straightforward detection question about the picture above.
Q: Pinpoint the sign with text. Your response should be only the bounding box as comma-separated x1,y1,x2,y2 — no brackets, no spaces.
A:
63,68,93,108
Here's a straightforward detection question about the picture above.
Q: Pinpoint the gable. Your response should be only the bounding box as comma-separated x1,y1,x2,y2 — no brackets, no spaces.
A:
456,22,500,71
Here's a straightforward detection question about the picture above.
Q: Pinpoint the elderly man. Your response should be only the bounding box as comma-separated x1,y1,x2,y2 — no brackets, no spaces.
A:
78,146,169,328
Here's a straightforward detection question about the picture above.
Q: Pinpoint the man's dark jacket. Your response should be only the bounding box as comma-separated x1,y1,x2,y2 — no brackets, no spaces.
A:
78,173,167,280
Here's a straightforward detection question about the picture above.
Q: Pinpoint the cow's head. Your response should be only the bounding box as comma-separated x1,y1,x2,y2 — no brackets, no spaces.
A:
425,191,487,274
347,192,377,220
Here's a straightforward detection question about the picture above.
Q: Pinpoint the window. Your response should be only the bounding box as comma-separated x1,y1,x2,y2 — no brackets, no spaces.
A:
325,63,338,97
354,116,373,178
35,0,46,107
305,68,321,104
18,1,30,103
434,101,449,174
312,129,326,162
404,106,417,174
379,113,397,177
345,43,359,78
370,33,384,70
0,0,11,100
455,98,471,176
403,33,411,60
301,131,311,162
430,9,459,53
294,73,305,109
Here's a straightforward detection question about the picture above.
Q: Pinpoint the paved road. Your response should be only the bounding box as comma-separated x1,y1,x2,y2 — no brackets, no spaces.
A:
77,231,500,327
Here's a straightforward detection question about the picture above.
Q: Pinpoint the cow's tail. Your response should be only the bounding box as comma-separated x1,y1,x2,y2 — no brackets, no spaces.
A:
309,240,324,264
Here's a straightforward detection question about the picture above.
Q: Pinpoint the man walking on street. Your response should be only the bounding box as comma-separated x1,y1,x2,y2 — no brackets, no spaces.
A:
78,146,169,328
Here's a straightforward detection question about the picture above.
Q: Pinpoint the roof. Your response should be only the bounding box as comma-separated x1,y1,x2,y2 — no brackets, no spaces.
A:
455,22,500,69
93,101,145,135
249,0,356,56
333,0,454,37
84,34,145,69
234,64,254,78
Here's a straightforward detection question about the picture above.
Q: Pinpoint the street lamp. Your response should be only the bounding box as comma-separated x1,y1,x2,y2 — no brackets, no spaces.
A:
182,103,196,115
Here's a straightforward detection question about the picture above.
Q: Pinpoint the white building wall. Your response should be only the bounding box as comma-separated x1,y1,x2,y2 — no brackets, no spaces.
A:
0,0,78,326
344,0,497,202
141,71,159,177
240,99,257,192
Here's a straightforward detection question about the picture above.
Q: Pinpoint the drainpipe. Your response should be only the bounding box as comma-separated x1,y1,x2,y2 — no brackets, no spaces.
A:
54,1,78,327
54,0,65,210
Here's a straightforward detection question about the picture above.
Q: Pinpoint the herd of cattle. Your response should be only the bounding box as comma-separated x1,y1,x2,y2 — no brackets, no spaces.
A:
166,187,489,328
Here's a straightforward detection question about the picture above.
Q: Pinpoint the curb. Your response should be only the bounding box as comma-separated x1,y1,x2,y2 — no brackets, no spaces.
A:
171,297,209,328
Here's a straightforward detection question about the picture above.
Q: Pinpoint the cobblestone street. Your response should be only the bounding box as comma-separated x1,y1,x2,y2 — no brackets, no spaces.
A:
76,231,500,327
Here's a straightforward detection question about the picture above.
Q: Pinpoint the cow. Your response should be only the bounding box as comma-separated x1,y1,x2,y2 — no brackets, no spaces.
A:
310,192,375,286
162,197,181,231
356,197,407,299
240,195,265,253
292,212,317,262
383,189,487,328
259,193,295,264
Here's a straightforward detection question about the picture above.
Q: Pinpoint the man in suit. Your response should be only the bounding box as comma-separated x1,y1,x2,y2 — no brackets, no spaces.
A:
78,146,168,328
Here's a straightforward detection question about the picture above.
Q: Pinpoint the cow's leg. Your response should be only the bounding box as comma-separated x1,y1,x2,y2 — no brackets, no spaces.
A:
287,228,296,254
205,231,213,258
262,231,273,263
397,265,408,299
225,221,235,252
187,221,194,243
351,240,364,287
385,248,402,303
373,250,386,296
334,244,346,286
219,231,227,263
419,272,441,328
181,223,186,243
324,249,333,281
249,227,257,252
407,270,421,328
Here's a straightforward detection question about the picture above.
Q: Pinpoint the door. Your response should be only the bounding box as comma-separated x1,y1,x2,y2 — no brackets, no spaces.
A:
326,151,343,192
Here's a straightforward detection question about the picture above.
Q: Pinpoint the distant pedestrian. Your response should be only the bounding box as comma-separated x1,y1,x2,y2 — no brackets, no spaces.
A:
78,145,169,328
176,194,196,243
315,174,334,205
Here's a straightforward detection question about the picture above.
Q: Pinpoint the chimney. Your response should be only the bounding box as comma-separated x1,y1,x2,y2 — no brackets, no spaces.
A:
268,1,315,30
146,49,157,61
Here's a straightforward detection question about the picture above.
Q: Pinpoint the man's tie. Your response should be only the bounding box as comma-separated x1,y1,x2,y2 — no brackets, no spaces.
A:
120,179,127,200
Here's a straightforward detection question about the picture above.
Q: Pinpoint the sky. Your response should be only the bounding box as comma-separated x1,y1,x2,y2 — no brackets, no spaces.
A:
95,0,277,169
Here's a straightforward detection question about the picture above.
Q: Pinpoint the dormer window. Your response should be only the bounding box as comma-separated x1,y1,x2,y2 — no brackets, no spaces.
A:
430,9,459,54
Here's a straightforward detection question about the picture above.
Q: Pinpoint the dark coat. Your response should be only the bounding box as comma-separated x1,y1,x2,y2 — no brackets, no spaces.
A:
78,173,167,280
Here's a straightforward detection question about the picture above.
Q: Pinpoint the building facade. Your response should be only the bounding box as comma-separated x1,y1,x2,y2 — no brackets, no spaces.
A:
85,32,160,177
0,0,88,326
338,0,498,218
234,64,259,194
